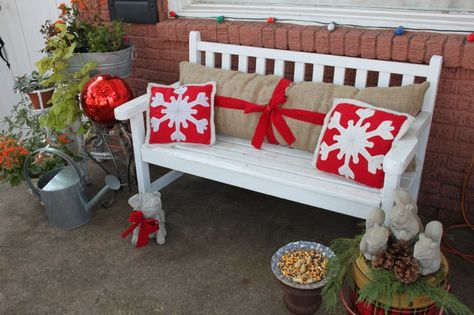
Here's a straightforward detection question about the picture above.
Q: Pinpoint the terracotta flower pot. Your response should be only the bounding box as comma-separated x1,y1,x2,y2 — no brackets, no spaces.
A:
27,87,54,109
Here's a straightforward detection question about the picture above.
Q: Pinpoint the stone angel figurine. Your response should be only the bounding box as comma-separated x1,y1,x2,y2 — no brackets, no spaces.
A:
413,221,443,275
360,208,390,260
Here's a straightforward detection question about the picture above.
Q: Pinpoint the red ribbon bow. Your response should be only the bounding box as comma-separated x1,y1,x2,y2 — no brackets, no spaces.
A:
215,79,326,149
121,210,160,248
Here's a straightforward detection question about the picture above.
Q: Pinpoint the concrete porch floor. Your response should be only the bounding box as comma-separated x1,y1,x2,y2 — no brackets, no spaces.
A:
0,165,473,314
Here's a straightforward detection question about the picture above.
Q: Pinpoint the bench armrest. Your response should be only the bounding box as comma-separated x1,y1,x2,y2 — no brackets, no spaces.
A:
114,82,180,121
383,111,432,175
114,94,148,121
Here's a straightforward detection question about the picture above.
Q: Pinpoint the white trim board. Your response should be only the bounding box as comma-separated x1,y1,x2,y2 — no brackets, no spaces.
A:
168,0,474,33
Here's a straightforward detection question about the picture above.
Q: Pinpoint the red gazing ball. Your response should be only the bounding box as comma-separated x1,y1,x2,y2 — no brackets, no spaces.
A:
81,74,133,126
169,11,177,18
266,17,276,24
467,33,474,42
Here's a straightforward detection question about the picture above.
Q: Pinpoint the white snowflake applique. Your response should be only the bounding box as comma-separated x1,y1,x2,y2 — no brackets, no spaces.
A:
150,86,210,141
319,107,395,179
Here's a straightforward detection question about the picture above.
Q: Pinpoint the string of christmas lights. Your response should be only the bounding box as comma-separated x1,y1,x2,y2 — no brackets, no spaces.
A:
167,10,474,40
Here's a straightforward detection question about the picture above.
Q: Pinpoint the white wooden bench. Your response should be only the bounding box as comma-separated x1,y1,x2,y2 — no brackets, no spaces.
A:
115,31,442,223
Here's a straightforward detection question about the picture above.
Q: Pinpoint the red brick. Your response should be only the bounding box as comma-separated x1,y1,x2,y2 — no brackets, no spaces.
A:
429,123,455,140
454,127,474,143
408,33,430,63
176,20,192,42
301,27,319,52
425,35,447,64
132,58,146,68
420,179,441,194
447,156,470,172
227,23,241,45
441,184,461,198
129,36,145,48
185,20,217,42
128,24,147,36
427,136,473,158
157,20,178,41
392,33,412,61
423,152,448,168
438,168,466,187
315,29,330,54
457,96,474,112
444,35,465,67
147,59,176,72
146,25,159,38
288,25,306,51
458,80,474,96
433,107,474,126
140,48,160,60
275,26,292,50
437,208,463,225
262,24,277,48
344,29,365,57
459,68,474,80
217,23,230,44
440,66,461,79
376,31,394,60
329,28,349,56
239,23,263,47
145,38,162,49
125,78,148,90
360,30,381,59
417,205,439,220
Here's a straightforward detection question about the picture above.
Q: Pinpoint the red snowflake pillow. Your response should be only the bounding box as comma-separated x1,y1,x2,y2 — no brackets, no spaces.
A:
146,82,216,145
313,99,414,188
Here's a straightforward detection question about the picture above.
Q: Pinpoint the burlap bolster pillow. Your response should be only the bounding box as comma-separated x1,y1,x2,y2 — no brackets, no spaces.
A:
180,62,429,153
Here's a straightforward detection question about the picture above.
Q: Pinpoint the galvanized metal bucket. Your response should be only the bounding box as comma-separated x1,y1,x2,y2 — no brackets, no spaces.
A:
24,148,120,230
67,46,135,78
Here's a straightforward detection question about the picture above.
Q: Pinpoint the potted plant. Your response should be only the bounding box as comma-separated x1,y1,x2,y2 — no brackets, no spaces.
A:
0,99,80,187
42,1,133,78
13,71,55,110
36,1,133,132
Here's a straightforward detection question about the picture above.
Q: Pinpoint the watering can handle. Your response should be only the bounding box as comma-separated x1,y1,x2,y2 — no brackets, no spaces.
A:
23,148,85,199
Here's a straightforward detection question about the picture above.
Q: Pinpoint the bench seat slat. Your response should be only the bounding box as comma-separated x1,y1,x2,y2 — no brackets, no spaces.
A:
142,136,382,214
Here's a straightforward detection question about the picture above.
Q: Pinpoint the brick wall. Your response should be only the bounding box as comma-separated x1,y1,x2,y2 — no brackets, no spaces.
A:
96,2,473,224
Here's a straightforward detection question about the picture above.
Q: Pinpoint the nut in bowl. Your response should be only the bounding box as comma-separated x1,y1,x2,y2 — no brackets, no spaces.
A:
271,241,335,290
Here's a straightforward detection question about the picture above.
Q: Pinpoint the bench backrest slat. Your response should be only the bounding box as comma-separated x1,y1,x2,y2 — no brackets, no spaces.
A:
189,31,442,115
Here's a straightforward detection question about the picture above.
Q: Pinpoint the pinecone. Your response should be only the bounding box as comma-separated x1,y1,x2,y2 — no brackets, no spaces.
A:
371,250,386,269
393,255,420,284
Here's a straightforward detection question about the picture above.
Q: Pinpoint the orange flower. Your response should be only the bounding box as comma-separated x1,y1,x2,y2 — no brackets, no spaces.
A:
57,134,70,144
58,2,68,16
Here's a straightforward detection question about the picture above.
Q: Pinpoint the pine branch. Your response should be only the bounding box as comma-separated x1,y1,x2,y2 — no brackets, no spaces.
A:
322,234,362,314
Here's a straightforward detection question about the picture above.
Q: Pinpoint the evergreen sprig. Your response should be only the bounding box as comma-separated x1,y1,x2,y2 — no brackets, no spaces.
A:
359,267,473,315
322,234,362,313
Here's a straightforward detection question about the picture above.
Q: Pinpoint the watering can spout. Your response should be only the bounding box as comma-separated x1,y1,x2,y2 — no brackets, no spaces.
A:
85,175,121,212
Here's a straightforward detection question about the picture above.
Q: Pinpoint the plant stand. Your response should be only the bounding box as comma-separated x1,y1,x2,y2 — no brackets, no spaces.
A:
85,122,135,193
278,281,322,315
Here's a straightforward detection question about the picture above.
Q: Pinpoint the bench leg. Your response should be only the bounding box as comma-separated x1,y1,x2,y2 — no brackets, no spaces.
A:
130,114,151,193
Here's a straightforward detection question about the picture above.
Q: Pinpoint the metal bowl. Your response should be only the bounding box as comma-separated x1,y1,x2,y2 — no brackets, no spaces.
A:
271,241,335,290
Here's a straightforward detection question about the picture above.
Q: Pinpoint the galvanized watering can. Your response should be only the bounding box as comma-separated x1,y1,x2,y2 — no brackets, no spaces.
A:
24,148,120,230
